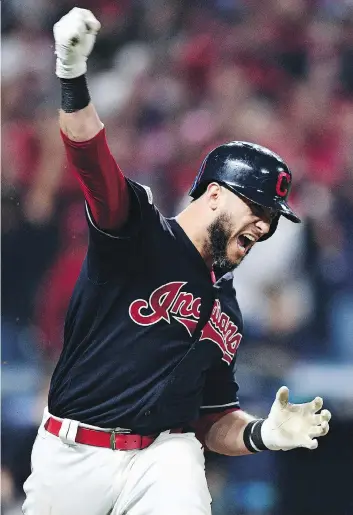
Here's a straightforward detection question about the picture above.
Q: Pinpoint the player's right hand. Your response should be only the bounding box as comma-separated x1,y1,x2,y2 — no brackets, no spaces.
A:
53,7,101,79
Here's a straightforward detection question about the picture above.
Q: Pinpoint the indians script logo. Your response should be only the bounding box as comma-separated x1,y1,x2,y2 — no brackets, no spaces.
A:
129,282,242,364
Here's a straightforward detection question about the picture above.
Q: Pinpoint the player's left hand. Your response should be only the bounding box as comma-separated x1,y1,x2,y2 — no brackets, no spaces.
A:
53,8,101,79
261,386,331,451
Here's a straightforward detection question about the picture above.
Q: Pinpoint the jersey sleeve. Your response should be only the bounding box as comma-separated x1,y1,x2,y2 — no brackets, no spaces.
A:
85,178,154,245
84,179,156,284
191,359,240,446
200,358,240,414
61,127,158,282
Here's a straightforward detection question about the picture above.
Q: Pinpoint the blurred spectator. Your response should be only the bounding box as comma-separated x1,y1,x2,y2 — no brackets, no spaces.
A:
34,201,88,359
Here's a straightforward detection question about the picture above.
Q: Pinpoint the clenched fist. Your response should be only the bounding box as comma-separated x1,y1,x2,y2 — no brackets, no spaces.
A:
53,7,101,79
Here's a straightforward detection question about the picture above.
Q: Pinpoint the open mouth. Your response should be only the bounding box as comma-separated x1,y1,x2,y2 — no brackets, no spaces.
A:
237,233,256,253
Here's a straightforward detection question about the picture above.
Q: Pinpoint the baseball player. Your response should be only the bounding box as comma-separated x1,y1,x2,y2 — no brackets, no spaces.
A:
23,8,331,515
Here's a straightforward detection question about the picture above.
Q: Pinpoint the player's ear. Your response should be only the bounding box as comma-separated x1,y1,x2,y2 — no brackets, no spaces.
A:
205,182,222,211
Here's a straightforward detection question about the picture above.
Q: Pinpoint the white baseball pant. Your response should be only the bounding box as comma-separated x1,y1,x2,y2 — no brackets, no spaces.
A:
22,409,212,515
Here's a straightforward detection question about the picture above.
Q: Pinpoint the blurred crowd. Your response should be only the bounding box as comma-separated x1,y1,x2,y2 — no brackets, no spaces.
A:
2,0,353,514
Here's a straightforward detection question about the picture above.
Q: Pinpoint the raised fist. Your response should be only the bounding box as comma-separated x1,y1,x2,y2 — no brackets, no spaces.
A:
53,7,101,79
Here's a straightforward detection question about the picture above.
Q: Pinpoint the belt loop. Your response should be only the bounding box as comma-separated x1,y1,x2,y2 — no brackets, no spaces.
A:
110,430,117,450
42,407,51,427
58,419,79,445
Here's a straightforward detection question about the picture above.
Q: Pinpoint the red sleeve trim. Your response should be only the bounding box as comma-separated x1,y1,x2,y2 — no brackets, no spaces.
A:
61,128,130,231
192,407,240,447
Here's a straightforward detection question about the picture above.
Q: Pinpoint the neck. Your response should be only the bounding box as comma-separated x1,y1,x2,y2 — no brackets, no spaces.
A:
175,202,213,270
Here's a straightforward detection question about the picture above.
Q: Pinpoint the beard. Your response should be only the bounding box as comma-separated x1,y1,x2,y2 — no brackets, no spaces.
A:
206,213,253,275
206,213,236,274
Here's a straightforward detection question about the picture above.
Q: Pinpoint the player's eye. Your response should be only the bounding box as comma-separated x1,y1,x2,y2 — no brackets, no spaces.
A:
249,201,276,222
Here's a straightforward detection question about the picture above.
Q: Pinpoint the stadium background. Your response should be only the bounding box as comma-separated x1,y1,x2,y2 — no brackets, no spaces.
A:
2,0,353,513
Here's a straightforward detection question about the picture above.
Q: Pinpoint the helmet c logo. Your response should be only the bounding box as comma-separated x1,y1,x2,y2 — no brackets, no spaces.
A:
276,171,290,197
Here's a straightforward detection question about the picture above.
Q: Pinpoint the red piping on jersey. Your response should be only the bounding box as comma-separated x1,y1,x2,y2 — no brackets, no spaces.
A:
61,128,129,230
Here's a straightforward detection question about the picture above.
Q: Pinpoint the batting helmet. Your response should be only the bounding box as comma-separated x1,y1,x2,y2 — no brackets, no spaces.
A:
189,141,301,241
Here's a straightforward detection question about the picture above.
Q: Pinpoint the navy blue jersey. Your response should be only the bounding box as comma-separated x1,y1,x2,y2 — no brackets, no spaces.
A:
48,180,243,434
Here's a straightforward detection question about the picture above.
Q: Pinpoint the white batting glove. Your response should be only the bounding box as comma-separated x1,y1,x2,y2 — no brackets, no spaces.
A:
53,7,101,79
261,386,331,451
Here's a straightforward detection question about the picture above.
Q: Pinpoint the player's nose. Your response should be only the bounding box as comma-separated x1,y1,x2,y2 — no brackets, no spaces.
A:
255,219,271,238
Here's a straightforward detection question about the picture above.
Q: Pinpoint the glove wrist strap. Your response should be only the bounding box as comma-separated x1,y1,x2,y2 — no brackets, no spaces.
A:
60,75,91,113
243,419,268,453
56,57,87,80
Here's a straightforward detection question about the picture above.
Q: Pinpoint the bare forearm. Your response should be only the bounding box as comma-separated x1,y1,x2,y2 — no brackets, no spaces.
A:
205,410,257,456
59,102,103,142
204,388,332,456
